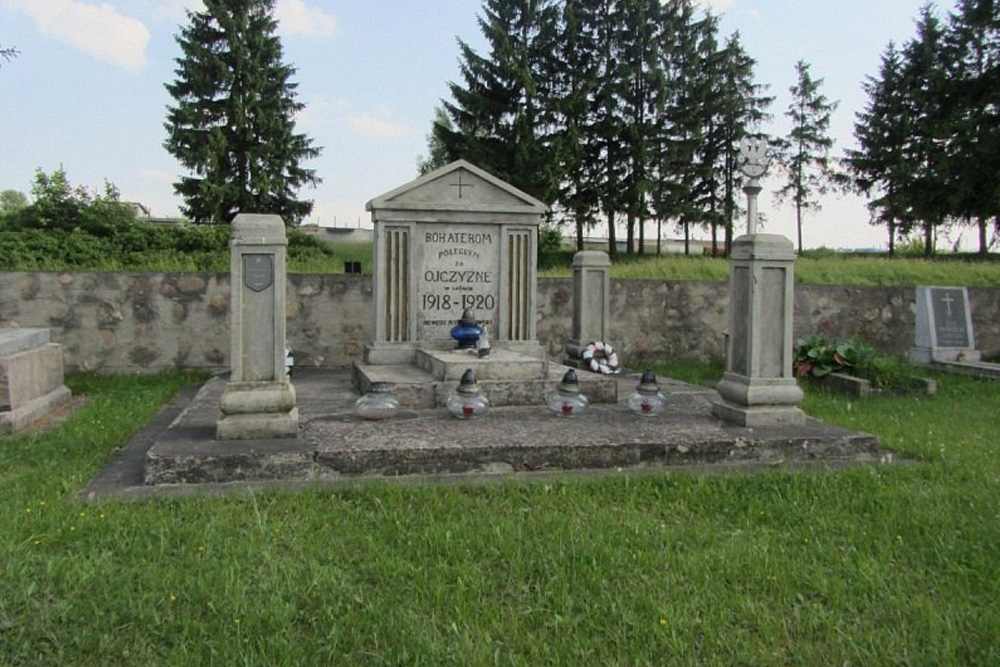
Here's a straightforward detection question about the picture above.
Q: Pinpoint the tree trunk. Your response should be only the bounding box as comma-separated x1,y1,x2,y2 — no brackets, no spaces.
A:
923,221,934,258
607,210,617,259
796,197,804,254
575,207,584,252
626,214,635,255
978,215,987,256
656,218,662,257
684,222,690,256
888,218,896,258
638,213,645,256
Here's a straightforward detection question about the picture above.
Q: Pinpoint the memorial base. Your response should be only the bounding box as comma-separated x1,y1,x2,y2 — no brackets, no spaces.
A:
909,346,981,365
712,373,806,427
216,381,298,440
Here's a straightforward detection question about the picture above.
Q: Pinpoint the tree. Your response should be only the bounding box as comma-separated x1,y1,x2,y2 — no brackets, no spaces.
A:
899,5,951,256
775,60,840,253
549,0,601,250
0,45,17,67
0,189,27,213
5,167,137,234
942,0,1000,255
417,105,453,176
435,0,560,204
847,43,913,256
164,0,321,225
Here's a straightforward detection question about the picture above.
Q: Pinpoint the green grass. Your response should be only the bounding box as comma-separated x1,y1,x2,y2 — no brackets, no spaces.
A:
539,251,1000,286
1,368,999,665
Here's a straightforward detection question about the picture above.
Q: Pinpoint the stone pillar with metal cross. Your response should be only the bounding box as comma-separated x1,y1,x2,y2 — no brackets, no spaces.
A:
712,137,805,427
216,214,298,440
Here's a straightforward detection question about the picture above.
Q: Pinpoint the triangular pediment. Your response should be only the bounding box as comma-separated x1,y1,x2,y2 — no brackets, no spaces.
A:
366,160,547,215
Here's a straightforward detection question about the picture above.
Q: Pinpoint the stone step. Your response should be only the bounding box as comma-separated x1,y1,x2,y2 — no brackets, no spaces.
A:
353,361,618,409
414,348,548,381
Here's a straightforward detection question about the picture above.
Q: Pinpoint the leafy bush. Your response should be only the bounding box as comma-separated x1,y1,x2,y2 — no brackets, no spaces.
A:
794,336,922,391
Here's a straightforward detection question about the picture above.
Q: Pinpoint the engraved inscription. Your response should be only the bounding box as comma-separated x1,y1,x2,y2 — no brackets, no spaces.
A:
930,287,971,348
416,224,499,339
244,254,274,293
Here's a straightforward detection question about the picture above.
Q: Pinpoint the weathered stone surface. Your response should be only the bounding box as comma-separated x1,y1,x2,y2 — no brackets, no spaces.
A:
0,330,72,435
136,369,890,488
3,271,1000,373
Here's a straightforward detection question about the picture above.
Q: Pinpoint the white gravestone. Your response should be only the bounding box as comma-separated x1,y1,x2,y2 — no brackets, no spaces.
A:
910,286,980,364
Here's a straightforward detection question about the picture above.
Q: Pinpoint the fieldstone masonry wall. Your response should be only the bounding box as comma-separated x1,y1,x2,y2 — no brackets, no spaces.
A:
1,271,998,372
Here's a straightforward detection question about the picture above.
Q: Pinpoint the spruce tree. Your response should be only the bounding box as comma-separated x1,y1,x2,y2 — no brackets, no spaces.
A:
164,0,321,225
943,0,1000,254
650,0,705,255
899,5,950,256
435,0,560,204
847,43,912,256
550,0,601,250
775,60,840,253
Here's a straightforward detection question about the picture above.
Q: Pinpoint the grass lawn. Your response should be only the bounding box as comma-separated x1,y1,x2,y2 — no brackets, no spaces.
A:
1,368,998,665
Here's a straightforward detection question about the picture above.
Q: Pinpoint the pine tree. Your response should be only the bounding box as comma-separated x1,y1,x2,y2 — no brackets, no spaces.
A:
775,60,840,253
435,0,560,204
847,43,912,256
164,0,321,225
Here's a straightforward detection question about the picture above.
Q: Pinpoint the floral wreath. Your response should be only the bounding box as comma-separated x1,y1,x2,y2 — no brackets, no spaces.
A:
582,341,621,375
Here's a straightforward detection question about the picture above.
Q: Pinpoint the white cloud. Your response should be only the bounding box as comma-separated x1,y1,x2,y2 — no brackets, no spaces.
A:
697,0,738,12
6,0,150,72
154,0,204,22
274,0,336,38
347,115,417,140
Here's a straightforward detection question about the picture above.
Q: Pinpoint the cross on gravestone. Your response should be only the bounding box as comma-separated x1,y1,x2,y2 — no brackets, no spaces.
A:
450,172,474,199
941,292,956,318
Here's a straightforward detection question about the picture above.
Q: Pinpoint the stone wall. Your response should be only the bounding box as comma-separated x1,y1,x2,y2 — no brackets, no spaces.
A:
1,271,998,372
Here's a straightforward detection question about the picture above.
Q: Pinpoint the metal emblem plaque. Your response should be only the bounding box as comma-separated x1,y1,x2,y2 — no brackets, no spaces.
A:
244,254,274,293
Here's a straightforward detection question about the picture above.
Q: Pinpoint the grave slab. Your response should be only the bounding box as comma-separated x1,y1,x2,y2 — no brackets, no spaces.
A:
0,329,72,435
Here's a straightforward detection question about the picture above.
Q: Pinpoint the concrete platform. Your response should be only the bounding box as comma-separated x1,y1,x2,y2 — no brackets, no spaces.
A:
125,369,893,491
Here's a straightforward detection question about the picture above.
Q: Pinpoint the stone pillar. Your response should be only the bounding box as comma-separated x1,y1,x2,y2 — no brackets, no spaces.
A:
565,251,611,365
712,234,805,427
216,214,298,440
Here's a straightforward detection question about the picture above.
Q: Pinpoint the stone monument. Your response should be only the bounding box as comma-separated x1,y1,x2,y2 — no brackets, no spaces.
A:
357,160,616,407
910,286,980,364
564,251,611,368
712,137,805,427
216,214,298,440
0,328,72,435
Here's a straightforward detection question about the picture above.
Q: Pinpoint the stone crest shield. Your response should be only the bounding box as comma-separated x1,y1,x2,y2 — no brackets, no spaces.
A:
243,254,274,293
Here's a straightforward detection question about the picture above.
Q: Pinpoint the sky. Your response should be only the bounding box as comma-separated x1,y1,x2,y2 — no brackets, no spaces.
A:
0,0,965,250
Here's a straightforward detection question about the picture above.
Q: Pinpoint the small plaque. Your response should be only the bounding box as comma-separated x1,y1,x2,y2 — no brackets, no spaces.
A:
930,287,971,348
244,254,274,293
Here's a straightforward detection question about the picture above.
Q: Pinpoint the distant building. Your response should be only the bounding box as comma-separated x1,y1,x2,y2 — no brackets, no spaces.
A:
299,225,372,244
581,237,715,255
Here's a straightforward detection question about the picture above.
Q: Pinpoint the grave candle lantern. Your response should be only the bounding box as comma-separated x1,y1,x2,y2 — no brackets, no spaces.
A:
547,368,588,417
354,382,399,421
450,308,482,349
446,368,490,419
628,370,666,417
